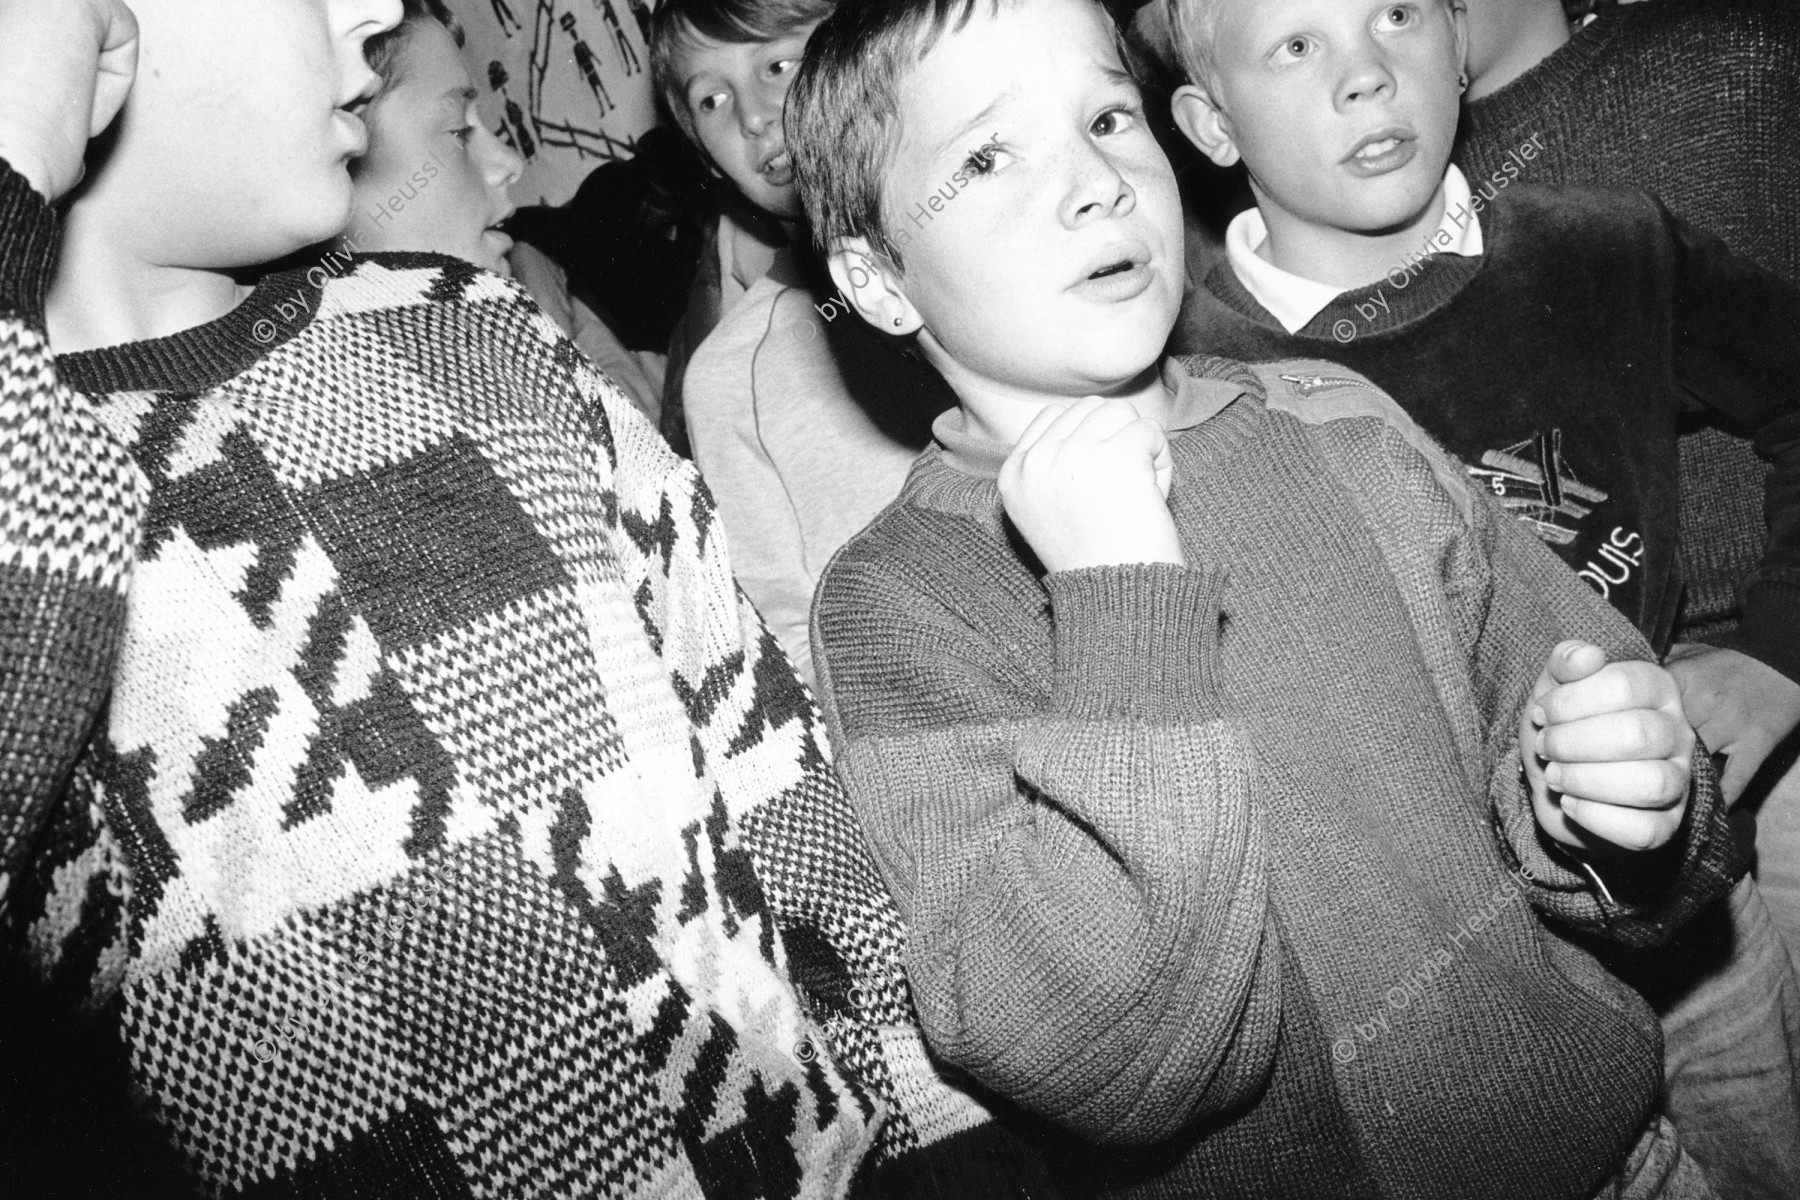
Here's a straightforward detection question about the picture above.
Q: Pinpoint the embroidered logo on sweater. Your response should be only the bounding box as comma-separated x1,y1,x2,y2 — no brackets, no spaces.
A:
1467,430,1603,546
1466,430,1645,600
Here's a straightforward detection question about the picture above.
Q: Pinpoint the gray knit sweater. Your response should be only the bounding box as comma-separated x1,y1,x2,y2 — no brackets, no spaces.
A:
811,356,1744,1199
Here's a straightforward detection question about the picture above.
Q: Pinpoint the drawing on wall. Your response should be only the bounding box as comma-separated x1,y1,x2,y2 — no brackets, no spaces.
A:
447,0,660,205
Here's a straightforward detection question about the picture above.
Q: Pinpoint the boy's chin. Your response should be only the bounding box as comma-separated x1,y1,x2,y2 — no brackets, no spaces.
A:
735,180,804,222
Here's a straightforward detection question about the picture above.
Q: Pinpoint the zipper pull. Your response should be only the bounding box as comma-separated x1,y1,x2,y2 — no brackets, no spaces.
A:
1278,372,1381,399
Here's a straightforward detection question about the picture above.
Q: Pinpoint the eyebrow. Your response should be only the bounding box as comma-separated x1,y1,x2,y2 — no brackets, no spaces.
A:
932,84,1018,161
1099,64,1141,92
438,85,478,116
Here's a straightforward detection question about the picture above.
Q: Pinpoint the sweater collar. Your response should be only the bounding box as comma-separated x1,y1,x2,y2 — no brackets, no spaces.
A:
56,265,322,396
930,357,1249,480
1224,164,1485,334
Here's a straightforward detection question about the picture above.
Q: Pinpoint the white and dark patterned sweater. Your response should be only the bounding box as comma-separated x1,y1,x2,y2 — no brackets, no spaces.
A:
0,160,1049,1199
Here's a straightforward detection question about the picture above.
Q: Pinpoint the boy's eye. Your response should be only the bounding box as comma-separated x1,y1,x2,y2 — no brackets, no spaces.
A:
696,90,728,115
1375,5,1415,30
767,58,799,78
1090,105,1140,138
1273,34,1314,62
961,139,1003,176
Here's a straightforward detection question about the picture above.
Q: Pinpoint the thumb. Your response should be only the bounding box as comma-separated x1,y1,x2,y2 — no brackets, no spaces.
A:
90,3,140,140
1152,436,1174,500
1718,749,1756,807
1546,639,1608,686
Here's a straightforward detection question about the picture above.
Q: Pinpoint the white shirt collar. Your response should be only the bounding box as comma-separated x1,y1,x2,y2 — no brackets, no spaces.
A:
1224,164,1486,334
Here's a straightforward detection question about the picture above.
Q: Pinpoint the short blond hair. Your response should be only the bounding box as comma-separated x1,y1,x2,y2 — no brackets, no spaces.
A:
1162,0,1222,88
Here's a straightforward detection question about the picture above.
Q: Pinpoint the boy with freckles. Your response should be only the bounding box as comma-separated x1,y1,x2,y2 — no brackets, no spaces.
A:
1161,0,1800,1191
790,0,1748,1194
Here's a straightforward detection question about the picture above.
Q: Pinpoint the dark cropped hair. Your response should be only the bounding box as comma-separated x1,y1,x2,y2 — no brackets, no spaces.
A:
787,0,1129,268
650,0,840,144
364,0,466,95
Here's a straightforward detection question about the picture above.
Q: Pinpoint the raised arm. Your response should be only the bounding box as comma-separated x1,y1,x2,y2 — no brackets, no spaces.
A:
813,549,1280,1145
0,0,143,924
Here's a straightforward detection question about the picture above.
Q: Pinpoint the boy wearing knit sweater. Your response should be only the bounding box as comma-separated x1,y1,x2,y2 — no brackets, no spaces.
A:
1161,0,1800,1190
0,0,1056,1194
789,0,1742,1194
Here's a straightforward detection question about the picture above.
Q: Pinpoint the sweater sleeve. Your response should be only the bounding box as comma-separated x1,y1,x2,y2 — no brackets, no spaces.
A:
1442,442,1745,946
0,157,141,926
813,552,1280,1146
1663,203,1800,685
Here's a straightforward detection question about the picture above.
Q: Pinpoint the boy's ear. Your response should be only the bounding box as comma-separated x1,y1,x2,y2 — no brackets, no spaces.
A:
1171,83,1240,169
1448,1,1470,87
826,237,923,335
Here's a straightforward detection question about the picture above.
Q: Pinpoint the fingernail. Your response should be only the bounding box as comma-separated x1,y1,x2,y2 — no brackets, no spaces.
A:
1533,731,1546,757
1544,763,1562,788
1531,706,1546,727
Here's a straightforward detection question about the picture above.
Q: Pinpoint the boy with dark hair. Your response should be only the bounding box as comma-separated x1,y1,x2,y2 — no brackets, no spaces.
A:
1160,0,1800,1191
789,0,1742,1193
0,0,1030,1194
646,0,951,688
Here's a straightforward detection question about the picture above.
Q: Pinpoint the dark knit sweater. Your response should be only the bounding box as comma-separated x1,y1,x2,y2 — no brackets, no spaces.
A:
1172,184,1800,686
0,158,1060,1199
1455,0,1800,644
811,356,1743,1199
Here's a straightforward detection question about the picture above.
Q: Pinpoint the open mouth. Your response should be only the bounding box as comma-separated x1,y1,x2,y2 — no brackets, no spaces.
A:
1342,126,1415,163
1072,242,1155,302
334,108,370,155
1340,127,1418,176
760,150,794,185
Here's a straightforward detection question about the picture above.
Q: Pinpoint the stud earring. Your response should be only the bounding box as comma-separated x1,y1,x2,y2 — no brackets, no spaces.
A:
893,317,903,327
1458,72,1468,93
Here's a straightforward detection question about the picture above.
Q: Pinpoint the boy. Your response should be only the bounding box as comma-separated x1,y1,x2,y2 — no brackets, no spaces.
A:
1453,0,1800,984
650,0,951,687
339,0,523,278
0,0,1042,1194
338,0,665,421
789,0,1740,1193
1160,0,1800,1190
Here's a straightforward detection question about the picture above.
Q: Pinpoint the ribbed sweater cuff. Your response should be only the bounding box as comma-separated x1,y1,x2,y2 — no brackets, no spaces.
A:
0,157,58,325
1730,578,1800,686
1046,563,1226,721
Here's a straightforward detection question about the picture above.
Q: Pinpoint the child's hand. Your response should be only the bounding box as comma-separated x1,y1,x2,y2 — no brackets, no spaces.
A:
998,395,1183,574
1523,640,1694,854
1665,643,1800,805
0,0,138,201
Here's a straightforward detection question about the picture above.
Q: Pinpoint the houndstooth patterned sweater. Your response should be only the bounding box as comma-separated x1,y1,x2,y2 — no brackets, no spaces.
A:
0,159,1036,1199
